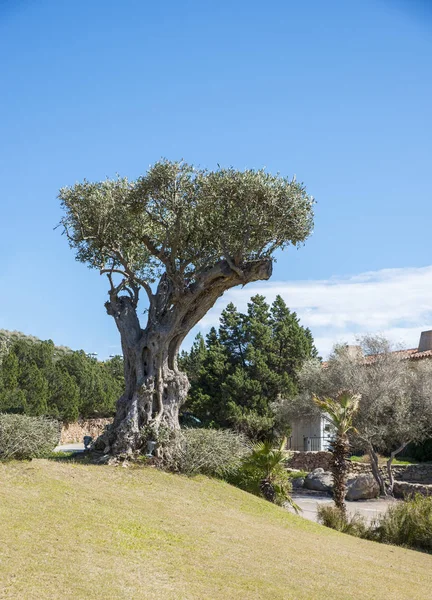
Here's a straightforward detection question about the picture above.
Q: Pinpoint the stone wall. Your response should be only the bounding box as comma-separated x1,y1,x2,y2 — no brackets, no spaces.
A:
347,462,373,475
348,462,432,483
393,481,432,499
60,418,113,444
287,451,333,472
287,452,432,485
392,464,432,484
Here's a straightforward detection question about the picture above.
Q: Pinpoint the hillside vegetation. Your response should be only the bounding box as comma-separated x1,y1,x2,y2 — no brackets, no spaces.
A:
0,329,72,360
1,460,431,600
0,330,123,420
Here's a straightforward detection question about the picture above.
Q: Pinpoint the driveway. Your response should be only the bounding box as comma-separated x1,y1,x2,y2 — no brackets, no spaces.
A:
54,443,85,453
290,494,398,523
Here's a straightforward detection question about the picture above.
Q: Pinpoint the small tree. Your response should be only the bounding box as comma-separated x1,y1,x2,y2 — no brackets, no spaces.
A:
59,160,314,455
313,391,360,517
280,337,432,496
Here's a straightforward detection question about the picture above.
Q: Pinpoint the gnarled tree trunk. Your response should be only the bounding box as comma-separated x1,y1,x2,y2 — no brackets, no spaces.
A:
367,444,387,496
95,258,272,456
386,441,409,495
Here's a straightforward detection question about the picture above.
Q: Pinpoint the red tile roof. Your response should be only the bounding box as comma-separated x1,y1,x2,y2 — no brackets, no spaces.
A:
323,347,432,368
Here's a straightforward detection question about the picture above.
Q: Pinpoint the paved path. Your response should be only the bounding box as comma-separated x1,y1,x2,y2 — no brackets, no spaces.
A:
54,443,85,453
290,494,398,523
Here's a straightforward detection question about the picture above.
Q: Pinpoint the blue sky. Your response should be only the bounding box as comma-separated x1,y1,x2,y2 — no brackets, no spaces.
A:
1,0,431,357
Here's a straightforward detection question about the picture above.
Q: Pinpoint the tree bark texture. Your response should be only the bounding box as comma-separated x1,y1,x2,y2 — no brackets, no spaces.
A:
386,442,409,494
96,258,272,455
331,434,350,517
367,444,387,496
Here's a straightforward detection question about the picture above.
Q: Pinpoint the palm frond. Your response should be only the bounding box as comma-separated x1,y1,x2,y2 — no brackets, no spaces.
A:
312,390,360,435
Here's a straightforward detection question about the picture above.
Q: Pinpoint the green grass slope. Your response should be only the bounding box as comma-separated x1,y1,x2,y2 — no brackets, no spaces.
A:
1,460,431,600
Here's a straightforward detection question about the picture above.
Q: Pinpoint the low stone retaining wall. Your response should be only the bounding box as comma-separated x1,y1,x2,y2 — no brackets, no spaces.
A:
287,451,333,472
347,462,373,475
287,452,432,484
393,481,432,499
60,418,113,444
393,464,432,484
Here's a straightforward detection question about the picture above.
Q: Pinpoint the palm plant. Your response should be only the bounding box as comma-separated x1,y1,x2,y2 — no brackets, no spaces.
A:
241,438,299,510
313,391,360,517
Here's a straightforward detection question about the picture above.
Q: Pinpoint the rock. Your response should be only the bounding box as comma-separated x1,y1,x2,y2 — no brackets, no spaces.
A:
345,474,380,501
291,477,305,489
304,468,333,493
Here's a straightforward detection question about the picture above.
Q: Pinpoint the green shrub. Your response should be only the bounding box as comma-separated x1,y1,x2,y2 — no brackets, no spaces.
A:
0,413,60,460
229,462,294,506
162,428,251,477
406,439,432,463
227,439,297,507
317,505,371,538
287,469,308,479
373,494,432,553
318,496,432,554
229,407,276,442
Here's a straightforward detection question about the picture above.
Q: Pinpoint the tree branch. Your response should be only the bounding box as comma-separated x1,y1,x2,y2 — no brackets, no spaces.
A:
108,249,154,306
141,235,169,264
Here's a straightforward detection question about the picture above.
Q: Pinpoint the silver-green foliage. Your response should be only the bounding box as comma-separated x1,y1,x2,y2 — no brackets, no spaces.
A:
317,505,371,538
318,495,432,554
0,414,60,459
59,160,314,288
374,494,432,553
163,428,251,477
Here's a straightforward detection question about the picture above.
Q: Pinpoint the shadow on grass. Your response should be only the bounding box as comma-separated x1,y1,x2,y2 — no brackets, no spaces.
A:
45,451,94,464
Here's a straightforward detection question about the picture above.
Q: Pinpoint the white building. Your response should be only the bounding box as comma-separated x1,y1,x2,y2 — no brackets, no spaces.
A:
289,414,335,451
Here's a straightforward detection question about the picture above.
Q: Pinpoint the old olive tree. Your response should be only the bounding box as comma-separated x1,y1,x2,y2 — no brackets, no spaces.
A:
59,160,314,455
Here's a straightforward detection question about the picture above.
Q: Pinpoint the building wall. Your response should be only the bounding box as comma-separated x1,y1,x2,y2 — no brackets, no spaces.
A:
290,414,335,451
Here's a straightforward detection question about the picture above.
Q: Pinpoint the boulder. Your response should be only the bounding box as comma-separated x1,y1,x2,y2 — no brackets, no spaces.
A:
304,468,333,493
345,474,379,501
291,477,305,489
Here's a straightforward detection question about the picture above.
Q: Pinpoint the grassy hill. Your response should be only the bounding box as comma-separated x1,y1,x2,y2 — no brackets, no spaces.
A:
1,460,431,600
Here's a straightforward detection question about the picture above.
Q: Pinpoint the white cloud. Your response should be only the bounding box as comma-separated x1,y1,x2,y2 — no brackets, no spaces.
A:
192,265,432,358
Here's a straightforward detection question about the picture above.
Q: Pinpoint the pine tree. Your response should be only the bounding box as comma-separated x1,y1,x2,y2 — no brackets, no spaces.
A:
182,295,318,439
0,350,26,413
49,366,80,422
184,328,230,427
19,362,49,416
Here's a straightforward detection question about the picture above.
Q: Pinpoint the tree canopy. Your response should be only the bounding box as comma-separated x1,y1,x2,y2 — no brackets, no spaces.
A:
59,160,314,316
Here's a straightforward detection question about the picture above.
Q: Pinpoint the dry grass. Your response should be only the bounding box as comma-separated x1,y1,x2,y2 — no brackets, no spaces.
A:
0,460,431,600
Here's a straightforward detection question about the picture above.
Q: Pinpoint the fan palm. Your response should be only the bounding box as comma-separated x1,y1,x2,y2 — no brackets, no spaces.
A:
242,438,299,510
313,391,360,517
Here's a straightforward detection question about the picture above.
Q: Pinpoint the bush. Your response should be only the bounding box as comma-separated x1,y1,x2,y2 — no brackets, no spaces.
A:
229,462,293,506
226,439,296,507
287,469,308,479
317,505,371,538
0,413,60,460
318,496,432,554
373,494,432,553
229,407,276,442
406,439,432,463
162,428,251,477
